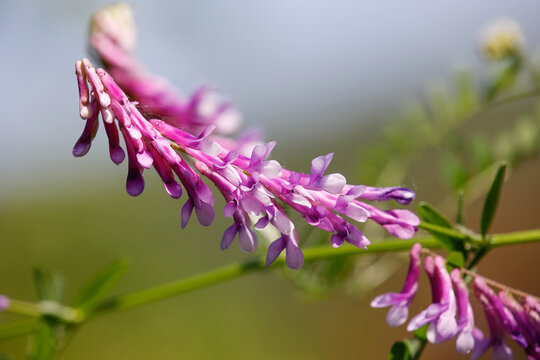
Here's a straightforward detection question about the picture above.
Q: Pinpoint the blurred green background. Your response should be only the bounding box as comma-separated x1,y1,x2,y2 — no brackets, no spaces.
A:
2,1,540,359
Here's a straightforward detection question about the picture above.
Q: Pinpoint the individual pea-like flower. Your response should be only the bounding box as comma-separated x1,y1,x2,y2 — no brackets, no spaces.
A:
370,243,422,327
407,255,458,344
450,268,476,354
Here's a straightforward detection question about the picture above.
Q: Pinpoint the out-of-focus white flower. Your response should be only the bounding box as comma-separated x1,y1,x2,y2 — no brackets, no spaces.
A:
479,18,525,61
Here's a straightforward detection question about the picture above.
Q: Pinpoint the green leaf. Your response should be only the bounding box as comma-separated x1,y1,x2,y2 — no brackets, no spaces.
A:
417,204,466,252
32,266,63,302
418,202,452,228
480,163,507,237
389,337,426,360
26,324,54,360
72,259,129,309
389,341,411,360
446,251,465,272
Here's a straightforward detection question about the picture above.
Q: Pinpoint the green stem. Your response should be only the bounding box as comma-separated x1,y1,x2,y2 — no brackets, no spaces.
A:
417,223,471,241
7,299,41,318
94,259,263,313
91,228,538,316
4,228,540,321
490,229,540,246
93,237,441,315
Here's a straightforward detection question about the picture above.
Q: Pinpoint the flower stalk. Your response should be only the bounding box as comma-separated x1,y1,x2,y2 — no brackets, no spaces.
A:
3,227,539,323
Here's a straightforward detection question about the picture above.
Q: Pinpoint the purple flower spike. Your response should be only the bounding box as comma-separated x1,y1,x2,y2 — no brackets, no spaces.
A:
371,243,422,327
450,269,476,354
73,8,419,270
472,279,514,360
408,256,457,344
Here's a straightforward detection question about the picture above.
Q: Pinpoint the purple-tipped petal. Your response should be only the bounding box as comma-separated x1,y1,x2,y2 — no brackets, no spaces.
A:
221,223,238,250
285,239,304,270
430,300,458,343
383,224,416,239
344,224,370,249
266,237,286,267
310,153,333,183
194,200,215,227
271,210,294,235
195,181,214,205
164,181,182,199
358,186,416,205
254,216,270,230
451,269,476,353
249,141,275,168
73,107,100,157
371,293,408,308
181,199,194,228
223,201,237,218
126,170,144,196
238,225,257,252
103,120,125,164
386,302,410,327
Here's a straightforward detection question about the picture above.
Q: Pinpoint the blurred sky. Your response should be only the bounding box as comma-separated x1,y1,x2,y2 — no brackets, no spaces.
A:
1,0,540,199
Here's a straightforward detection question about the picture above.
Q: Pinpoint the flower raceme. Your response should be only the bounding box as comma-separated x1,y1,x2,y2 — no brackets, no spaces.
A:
371,244,540,359
73,58,419,270
74,3,419,269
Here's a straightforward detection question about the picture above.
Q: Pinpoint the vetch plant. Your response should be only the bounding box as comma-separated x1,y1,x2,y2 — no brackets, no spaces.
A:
1,5,540,360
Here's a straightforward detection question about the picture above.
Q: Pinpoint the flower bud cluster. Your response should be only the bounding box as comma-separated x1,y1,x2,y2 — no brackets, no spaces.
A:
371,245,540,359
